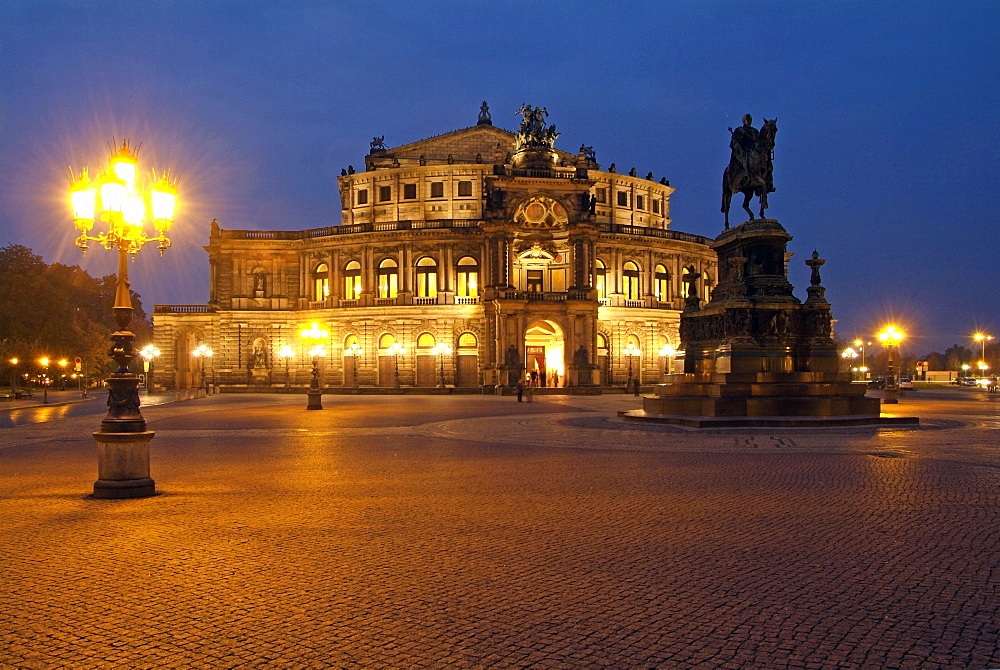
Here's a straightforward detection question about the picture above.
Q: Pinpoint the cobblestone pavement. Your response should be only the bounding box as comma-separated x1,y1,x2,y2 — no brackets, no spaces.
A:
1,389,998,669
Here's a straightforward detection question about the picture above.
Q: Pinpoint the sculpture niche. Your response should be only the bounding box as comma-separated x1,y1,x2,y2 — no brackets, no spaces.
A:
722,115,777,228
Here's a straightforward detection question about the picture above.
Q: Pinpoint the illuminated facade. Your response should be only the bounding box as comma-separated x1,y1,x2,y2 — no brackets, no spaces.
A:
153,105,717,390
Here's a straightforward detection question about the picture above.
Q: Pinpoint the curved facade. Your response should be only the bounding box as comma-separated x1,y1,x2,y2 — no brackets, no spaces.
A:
153,107,717,390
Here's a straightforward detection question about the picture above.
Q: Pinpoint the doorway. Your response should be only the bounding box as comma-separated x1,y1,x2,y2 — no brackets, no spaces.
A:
524,319,565,388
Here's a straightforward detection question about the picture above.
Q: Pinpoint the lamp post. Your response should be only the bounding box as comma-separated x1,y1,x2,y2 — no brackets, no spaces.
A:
973,333,993,378
345,342,364,388
278,345,294,391
140,344,160,393
58,359,68,390
300,323,328,408
388,341,405,388
39,357,50,403
877,326,904,404
658,344,676,380
623,342,640,389
192,344,213,394
69,139,177,499
431,342,452,388
9,358,17,397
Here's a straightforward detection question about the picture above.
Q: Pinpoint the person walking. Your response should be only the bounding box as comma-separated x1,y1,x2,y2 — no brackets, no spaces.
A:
632,378,640,396
526,380,534,403
516,380,524,402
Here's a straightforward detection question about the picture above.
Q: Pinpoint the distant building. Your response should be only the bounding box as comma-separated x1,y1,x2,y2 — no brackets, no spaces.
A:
153,104,717,390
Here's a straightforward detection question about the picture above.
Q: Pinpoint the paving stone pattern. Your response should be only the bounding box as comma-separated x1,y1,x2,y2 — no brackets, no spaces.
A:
1,390,998,669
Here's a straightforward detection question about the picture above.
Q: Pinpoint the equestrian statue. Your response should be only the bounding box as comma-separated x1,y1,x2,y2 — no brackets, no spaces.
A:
722,115,777,228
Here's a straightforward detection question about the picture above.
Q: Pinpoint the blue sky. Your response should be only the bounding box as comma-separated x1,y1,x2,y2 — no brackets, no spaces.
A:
1,0,996,356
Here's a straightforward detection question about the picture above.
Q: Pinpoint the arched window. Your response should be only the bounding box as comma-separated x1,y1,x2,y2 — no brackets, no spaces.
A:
377,258,398,298
344,260,361,299
378,333,396,349
654,264,669,302
457,332,478,348
415,256,438,298
626,334,641,348
416,332,436,348
702,271,714,303
623,261,640,300
683,266,698,299
344,334,359,348
456,256,479,298
595,259,607,299
312,263,329,302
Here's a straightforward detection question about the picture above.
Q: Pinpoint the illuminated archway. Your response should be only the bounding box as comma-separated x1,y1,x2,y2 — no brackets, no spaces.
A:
524,319,565,388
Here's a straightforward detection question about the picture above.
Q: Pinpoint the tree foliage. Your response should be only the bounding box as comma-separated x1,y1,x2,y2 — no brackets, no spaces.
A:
0,244,152,383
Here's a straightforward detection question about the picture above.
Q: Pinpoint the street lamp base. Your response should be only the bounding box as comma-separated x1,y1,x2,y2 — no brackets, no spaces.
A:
93,430,156,499
306,389,323,410
883,388,899,404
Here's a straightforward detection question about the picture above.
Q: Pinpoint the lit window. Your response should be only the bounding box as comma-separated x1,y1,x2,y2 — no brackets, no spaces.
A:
378,186,391,202
430,182,444,198
403,183,417,200
416,332,436,348
377,258,398,298
623,261,640,300
344,261,361,298
415,256,438,298
457,181,472,197
379,334,395,349
526,269,543,293
457,332,478,348
654,264,669,301
456,256,479,297
357,189,368,205
312,263,329,302
595,259,607,299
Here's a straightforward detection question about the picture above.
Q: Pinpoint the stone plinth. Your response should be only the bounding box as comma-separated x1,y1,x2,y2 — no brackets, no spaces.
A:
93,431,156,499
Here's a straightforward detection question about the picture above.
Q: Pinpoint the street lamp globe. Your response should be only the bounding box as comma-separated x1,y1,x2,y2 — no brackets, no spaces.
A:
877,326,905,404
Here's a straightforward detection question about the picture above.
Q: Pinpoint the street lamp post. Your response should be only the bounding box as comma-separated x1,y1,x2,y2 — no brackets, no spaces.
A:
8,358,17,397
70,139,177,499
345,342,364,388
39,357,50,403
658,344,676,380
140,344,160,394
278,345,294,391
623,342,640,389
431,342,452,389
973,333,993,379
300,323,328,409
192,344,213,394
841,347,858,380
58,359,68,390
877,326,905,404
388,341,405,388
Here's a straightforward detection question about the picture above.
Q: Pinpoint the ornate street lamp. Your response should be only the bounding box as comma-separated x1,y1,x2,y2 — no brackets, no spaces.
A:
278,345,294,391
877,325,904,404
140,344,160,393
973,333,993,377
8,358,18,396
38,357,50,404
58,359,68,390
623,342,640,389
300,323,328,408
658,344,676,379
192,344,213,393
431,342,452,388
841,347,858,380
345,342,364,388
387,341,406,388
70,139,177,499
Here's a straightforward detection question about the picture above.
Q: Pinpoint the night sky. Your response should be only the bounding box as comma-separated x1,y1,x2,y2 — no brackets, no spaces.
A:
1,1,996,356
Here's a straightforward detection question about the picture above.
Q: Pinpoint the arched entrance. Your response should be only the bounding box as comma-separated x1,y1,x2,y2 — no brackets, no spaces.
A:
524,319,565,388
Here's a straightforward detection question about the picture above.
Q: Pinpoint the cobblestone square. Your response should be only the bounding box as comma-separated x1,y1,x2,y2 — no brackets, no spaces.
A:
1,390,998,669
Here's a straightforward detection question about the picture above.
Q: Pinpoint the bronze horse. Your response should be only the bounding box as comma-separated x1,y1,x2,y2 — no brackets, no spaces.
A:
722,117,777,228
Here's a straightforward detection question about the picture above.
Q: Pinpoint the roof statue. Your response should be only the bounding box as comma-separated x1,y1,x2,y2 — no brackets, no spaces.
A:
514,104,560,151
477,101,492,126
370,136,386,153
722,115,777,228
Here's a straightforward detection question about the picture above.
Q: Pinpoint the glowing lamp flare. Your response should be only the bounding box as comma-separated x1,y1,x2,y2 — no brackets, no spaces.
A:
877,326,904,344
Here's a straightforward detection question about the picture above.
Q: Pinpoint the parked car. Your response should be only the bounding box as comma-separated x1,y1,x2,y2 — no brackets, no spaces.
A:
959,377,978,386
867,377,886,390
898,377,913,389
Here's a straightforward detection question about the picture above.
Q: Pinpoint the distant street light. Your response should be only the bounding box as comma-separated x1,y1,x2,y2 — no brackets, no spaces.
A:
973,333,993,377
841,347,858,380
623,342,640,389
70,139,177,499
192,344,213,393
877,326,905,404
300,323,329,409
278,345,294,391
39,357,50,404
140,344,160,393
388,341,406,388
345,342,364,388
658,344,676,379
8,358,18,397
431,342,452,388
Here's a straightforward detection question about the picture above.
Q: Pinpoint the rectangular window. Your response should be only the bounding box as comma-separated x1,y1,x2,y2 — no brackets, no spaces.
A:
430,182,444,198
636,195,645,210
457,271,478,297
378,186,392,202
526,269,544,293
457,180,472,197
357,189,368,205
617,191,628,207
652,199,660,214
596,188,607,203
403,183,417,199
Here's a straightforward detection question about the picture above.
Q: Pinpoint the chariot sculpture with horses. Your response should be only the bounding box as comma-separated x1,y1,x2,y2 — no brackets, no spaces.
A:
722,115,777,228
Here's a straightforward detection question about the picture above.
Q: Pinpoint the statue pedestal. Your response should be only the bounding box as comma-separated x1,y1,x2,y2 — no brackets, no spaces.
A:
93,431,156,499
306,389,323,410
